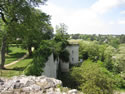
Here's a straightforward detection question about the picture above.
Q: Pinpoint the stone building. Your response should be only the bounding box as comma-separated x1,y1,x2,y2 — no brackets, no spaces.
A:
42,42,79,78
60,43,79,72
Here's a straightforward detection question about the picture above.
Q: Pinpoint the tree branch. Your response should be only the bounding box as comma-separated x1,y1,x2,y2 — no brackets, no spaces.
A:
0,12,8,24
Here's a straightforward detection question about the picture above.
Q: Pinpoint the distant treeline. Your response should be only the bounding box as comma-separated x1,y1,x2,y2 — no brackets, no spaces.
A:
70,34,125,48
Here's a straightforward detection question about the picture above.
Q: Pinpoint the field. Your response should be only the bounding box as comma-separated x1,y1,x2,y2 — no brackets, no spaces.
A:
0,44,32,77
5,44,27,64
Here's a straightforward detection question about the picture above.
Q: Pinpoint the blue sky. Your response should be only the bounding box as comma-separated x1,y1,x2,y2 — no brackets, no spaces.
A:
39,0,125,34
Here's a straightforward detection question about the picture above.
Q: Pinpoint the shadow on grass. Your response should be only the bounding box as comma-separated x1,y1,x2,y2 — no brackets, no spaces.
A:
2,66,27,71
4,56,33,71
7,52,26,59
7,49,12,53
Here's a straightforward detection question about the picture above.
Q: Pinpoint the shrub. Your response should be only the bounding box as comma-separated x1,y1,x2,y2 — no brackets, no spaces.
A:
71,60,115,94
24,40,52,76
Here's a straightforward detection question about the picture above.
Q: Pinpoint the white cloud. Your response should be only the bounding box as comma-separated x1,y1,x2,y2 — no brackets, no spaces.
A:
39,0,125,34
109,21,115,25
120,10,125,14
91,0,124,14
118,20,125,24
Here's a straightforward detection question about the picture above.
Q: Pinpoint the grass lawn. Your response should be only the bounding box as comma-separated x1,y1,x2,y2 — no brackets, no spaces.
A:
0,58,32,77
5,44,27,64
0,57,33,78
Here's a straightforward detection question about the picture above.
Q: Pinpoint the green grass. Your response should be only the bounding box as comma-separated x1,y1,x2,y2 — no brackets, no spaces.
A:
5,45,27,64
117,88,125,92
0,44,32,78
0,57,33,78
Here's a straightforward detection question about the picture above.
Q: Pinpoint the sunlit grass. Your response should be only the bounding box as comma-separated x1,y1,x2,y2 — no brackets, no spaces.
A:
0,57,33,78
5,44,27,64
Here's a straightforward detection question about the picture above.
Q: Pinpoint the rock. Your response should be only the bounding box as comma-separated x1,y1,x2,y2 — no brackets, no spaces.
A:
68,89,78,94
0,75,80,94
22,84,41,92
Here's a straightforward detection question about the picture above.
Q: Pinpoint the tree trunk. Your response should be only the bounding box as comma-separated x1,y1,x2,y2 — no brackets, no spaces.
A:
0,36,6,69
6,44,9,55
28,46,32,56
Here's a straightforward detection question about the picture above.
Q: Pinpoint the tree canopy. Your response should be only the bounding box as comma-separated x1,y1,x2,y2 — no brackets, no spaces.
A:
0,0,48,68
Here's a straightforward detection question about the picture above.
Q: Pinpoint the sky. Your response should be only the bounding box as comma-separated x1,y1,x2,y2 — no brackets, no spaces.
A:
38,0,125,34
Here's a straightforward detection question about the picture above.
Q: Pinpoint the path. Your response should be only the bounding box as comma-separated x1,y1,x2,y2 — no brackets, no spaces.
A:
4,53,29,67
115,92,125,94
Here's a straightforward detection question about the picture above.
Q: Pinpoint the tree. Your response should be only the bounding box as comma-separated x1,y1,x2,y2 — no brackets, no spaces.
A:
20,9,53,56
0,0,46,69
79,41,100,61
113,44,125,73
71,60,115,94
103,46,116,71
120,34,125,44
55,23,69,41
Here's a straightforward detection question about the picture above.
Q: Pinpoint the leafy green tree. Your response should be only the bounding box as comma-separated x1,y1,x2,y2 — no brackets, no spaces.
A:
79,41,100,61
20,9,53,56
103,46,116,71
55,23,69,42
120,35,125,44
0,0,46,68
113,44,125,74
24,40,53,76
71,60,115,94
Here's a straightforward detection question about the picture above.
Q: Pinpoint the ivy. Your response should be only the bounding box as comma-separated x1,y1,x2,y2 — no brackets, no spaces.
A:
24,39,69,76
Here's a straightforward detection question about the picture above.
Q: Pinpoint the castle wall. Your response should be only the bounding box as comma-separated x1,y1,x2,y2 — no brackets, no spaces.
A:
42,44,79,76
42,53,58,78
60,60,69,72
66,44,79,64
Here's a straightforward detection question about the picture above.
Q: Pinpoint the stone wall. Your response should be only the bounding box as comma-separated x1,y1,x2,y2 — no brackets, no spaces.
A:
60,60,69,72
42,44,79,77
66,44,79,64
42,53,59,78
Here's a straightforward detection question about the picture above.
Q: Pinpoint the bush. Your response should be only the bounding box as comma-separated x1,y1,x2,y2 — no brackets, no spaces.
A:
71,60,115,94
114,74,125,89
24,40,52,76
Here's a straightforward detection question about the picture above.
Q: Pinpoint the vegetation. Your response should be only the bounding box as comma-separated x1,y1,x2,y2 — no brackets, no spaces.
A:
0,0,125,93
24,23,70,76
58,38,125,93
0,57,32,77
0,0,48,69
71,60,115,94
5,45,27,64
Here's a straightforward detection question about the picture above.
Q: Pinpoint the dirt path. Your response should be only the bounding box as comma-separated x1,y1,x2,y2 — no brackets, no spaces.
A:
4,53,29,67
115,92,125,94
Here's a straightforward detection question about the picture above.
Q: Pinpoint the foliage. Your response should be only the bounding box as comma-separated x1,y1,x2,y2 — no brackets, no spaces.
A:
71,34,121,47
24,39,69,76
0,57,32,78
24,40,53,76
103,46,116,71
79,41,101,61
71,60,115,94
114,74,125,89
59,49,69,62
20,9,53,55
55,23,70,42
0,0,47,68
113,44,125,73
79,40,117,71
